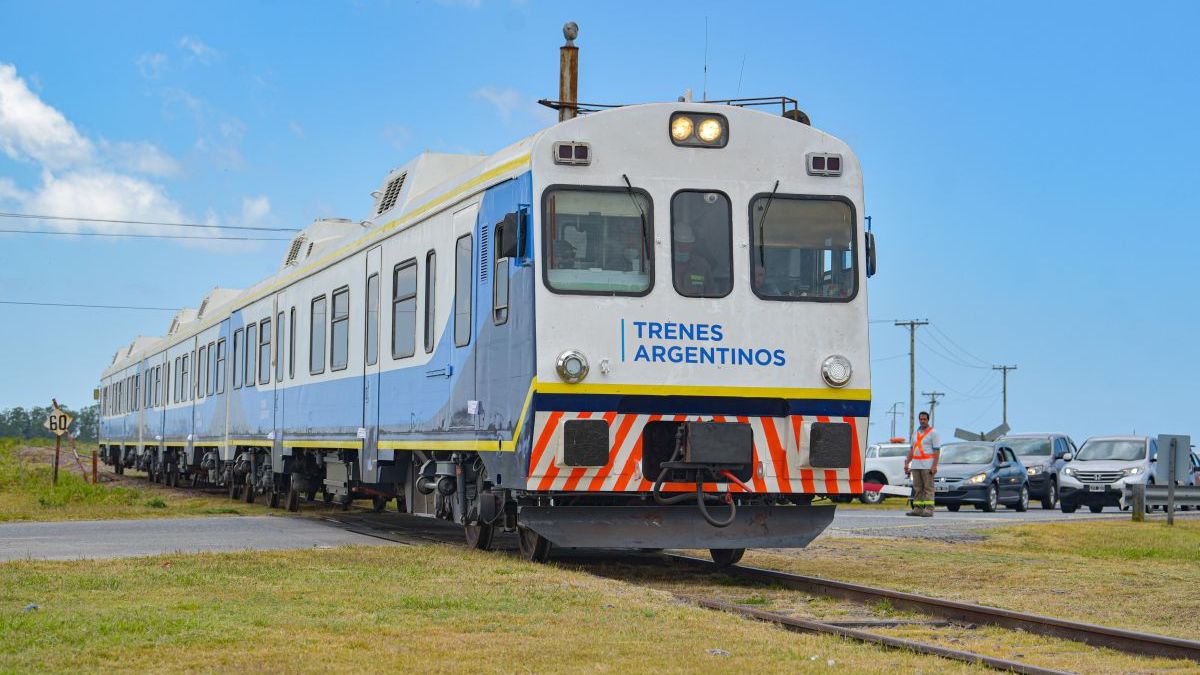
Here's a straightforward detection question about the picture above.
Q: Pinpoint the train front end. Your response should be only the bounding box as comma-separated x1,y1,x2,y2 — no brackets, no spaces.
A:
519,102,871,557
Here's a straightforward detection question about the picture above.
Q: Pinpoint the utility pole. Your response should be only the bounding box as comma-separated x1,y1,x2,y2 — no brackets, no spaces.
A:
922,391,945,427
992,364,1017,426
886,401,904,439
895,319,929,441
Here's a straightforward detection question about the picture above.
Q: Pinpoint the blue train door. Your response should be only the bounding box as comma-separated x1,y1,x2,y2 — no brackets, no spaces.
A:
451,204,480,430
362,246,382,448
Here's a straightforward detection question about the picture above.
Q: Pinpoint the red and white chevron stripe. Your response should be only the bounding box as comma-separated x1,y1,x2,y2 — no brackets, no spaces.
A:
526,411,864,494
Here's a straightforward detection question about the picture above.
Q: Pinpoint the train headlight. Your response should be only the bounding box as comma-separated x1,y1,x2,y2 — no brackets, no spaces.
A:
556,350,590,384
670,116,694,142
820,355,852,388
697,118,723,143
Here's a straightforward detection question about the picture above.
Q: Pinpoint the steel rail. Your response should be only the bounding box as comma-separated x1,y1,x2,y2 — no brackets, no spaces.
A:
684,595,1068,675
668,555,1200,663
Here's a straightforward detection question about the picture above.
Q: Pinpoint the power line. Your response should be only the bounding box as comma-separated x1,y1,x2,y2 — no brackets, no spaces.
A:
917,335,990,370
0,228,290,241
0,211,300,232
917,363,1000,400
0,300,180,311
929,323,991,366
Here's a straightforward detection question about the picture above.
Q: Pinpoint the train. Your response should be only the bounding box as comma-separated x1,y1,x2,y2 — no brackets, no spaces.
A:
98,30,873,565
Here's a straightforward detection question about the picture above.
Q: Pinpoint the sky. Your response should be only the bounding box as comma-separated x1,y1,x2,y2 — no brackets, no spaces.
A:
1,0,1197,445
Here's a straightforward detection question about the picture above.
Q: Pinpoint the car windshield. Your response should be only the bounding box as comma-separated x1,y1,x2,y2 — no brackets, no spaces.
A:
544,189,652,294
876,445,908,458
1004,438,1051,457
939,444,994,464
1076,440,1145,461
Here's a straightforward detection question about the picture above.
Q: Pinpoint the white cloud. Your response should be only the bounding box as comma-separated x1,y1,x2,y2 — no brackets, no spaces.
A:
25,169,186,235
0,177,29,204
0,64,94,169
178,36,221,64
240,195,270,225
473,85,555,124
136,52,169,79
103,140,182,177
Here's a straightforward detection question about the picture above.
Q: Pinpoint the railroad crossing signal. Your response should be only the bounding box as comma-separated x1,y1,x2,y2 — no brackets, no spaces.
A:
44,406,73,437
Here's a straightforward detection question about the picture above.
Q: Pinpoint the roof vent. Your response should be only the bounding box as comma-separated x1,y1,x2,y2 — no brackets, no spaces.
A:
197,298,210,318
284,235,308,267
377,172,407,215
168,318,180,335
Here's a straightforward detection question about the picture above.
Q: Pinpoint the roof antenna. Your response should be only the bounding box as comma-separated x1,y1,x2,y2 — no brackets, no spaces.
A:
736,53,746,98
702,17,708,102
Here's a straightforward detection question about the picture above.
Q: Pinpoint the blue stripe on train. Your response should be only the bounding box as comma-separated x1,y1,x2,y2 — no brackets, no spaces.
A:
532,393,871,418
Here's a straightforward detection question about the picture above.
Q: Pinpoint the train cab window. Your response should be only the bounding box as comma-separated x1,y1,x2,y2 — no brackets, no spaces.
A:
232,329,243,389
245,323,257,387
365,275,379,366
259,318,272,384
276,312,286,381
424,251,436,353
671,191,732,298
215,339,226,395
454,235,472,347
392,260,417,359
543,187,652,295
331,288,349,371
310,296,327,375
289,307,296,379
750,196,856,301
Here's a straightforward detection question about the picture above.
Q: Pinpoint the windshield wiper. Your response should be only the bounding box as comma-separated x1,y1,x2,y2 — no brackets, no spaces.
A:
756,179,780,266
621,173,648,269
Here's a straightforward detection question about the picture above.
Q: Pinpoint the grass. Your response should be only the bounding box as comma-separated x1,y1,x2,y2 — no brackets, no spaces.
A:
0,545,987,673
0,438,272,522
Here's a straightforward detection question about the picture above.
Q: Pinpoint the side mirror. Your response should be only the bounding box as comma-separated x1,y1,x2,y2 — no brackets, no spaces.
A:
497,213,518,260
865,231,877,278
1062,453,1073,462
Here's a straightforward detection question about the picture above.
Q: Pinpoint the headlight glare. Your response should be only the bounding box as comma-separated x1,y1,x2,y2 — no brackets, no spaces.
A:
670,116,693,141
1026,466,1043,475
1123,466,1142,476
697,118,723,143
1063,466,1076,476
821,355,852,388
966,473,987,484
555,349,589,384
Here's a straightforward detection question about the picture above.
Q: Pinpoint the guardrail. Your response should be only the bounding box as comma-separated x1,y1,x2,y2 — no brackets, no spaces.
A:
1124,484,1200,522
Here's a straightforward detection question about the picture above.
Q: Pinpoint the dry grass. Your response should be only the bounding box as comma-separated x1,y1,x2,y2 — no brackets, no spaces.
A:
0,545,987,673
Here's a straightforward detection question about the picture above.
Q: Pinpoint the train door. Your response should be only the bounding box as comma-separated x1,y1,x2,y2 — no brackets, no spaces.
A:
451,203,480,429
362,246,382,448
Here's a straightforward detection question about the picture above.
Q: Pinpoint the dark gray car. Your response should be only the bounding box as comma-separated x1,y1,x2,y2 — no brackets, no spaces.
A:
997,433,1076,509
933,442,1030,512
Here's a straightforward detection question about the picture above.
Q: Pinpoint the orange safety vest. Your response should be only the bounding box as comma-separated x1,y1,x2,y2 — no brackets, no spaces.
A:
912,427,935,460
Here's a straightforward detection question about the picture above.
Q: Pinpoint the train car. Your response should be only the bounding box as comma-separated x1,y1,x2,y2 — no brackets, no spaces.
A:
99,39,873,565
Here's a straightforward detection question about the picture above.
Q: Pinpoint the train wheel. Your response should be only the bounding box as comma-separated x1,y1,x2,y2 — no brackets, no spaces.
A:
709,548,745,568
372,495,388,513
228,478,240,501
464,523,495,551
268,482,282,509
518,526,551,563
244,480,256,504
285,483,301,512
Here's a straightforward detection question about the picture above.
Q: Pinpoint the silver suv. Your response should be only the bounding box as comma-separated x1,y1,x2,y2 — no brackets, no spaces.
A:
1059,435,1155,513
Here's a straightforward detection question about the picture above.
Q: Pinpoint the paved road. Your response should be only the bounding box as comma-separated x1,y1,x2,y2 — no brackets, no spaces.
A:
823,506,1173,541
0,516,394,562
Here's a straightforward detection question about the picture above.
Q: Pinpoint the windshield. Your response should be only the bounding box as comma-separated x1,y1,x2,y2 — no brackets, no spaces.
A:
1077,440,1145,462
875,445,908,458
750,196,855,301
939,444,994,464
1004,438,1051,457
544,188,652,294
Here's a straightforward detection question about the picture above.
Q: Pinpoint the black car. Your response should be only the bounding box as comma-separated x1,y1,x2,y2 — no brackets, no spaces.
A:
933,442,1030,512
997,433,1076,509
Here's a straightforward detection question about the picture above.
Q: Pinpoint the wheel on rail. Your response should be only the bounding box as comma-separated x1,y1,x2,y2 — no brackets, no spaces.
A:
244,481,256,504
946,504,960,512
709,548,745,568
268,485,282,509
285,484,301,512
464,522,495,550
518,526,551,563
228,479,241,501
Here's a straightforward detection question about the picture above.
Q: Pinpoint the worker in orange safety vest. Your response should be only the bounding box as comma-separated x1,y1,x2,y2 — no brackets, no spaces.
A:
904,411,941,517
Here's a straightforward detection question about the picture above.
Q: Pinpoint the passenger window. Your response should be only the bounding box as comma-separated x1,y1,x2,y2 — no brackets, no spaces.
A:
259,318,272,384
289,308,296,379
215,339,226,395
207,341,216,396
331,288,349,371
310,296,327,374
750,196,856,301
245,323,257,387
181,354,190,401
276,312,286,381
543,188,652,295
232,329,243,389
392,260,417,358
366,274,379,366
671,191,732,298
454,235,472,347
424,251,436,353
197,346,206,398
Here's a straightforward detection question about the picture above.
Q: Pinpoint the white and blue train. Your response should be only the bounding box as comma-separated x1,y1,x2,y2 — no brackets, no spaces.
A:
99,93,874,563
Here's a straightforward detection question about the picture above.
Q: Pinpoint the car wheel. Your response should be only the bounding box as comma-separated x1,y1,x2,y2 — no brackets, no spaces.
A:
1088,504,1104,513
1060,502,1078,513
1041,479,1057,510
860,487,885,505
946,504,961,512
982,483,998,512
1015,485,1029,512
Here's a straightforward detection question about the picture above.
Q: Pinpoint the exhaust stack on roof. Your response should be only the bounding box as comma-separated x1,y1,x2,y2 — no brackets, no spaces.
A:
559,22,579,122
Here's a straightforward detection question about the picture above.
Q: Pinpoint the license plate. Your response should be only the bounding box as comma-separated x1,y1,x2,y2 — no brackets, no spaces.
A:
935,485,949,492
1087,485,1106,492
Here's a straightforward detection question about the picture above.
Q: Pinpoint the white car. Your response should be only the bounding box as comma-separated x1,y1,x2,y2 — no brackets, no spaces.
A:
862,442,910,504
1059,435,1155,513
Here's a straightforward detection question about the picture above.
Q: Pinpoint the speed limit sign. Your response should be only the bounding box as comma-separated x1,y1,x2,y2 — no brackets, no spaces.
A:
44,406,73,437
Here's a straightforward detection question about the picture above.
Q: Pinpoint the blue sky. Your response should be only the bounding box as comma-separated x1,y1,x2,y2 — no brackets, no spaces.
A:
1,1,1197,445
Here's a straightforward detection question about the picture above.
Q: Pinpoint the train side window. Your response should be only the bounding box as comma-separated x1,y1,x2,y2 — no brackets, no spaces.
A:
276,311,286,381
181,354,190,402
259,318,272,384
365,274,379,366
671,190,733,298
454,235,472,347
331,288,349,371
749,195,857,302
245,322,257,388
289,307,296,379
206,341,216,396
310,295,327,375
424,250,436,353
215,339,226,395
172,358,179,403
197,346,206,399
392,260,417,359
232,329,243,389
